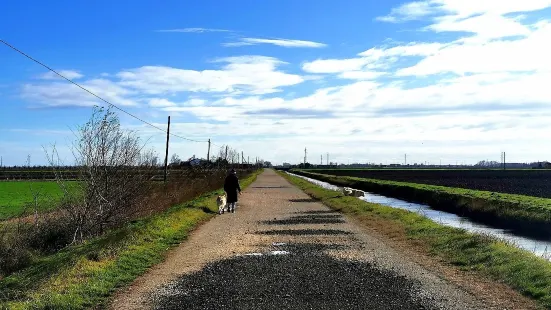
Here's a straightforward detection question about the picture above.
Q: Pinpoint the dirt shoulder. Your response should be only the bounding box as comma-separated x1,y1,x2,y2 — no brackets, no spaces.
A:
109,169,540,310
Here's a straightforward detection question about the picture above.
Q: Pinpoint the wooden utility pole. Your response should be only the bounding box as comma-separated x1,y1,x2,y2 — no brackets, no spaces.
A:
163,116,171,183
207,139,211,163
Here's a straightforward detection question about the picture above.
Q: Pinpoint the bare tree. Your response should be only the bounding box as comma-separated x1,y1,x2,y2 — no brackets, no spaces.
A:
49,107,156,243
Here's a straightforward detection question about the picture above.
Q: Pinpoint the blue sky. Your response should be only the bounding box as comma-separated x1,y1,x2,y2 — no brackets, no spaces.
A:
2,0,551,166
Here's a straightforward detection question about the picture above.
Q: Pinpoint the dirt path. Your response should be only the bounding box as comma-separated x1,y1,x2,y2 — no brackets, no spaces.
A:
110,169,538,310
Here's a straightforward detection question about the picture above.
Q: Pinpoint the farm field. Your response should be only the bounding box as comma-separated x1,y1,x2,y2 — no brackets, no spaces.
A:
308,169,551,198
0,181,73,220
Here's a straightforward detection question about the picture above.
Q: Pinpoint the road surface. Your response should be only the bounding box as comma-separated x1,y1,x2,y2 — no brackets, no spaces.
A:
110,169,538,310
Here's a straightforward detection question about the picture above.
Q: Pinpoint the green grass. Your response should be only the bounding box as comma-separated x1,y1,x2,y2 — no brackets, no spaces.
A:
0,181,77,220
279,171,551,309
292,170,551,237
0,169,262,310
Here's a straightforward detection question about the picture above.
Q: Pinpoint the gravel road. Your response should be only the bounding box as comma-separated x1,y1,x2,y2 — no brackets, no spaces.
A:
109,169,537,310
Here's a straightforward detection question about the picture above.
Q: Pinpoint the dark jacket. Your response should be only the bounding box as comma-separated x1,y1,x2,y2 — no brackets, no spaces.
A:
224,173,241,203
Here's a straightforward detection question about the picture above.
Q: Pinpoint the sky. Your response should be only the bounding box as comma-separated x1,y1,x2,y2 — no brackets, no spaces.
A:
1,0,551,166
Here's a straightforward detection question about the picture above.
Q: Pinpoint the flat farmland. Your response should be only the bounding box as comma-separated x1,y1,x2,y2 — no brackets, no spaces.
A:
0,181,73,220
308,169,551,198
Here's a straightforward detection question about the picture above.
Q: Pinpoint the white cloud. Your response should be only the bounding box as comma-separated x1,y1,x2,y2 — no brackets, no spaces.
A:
39,70,84,80
223,37,327,48
338,71,386,80
157,28,230,33
118,56,304,95
377,0,551,23
149,98,176,108
302,58,371,73
359,42,445,58
376,0,551,43
397,22,551,76
22,79,136,108
376,1,439,22
302,42,445,78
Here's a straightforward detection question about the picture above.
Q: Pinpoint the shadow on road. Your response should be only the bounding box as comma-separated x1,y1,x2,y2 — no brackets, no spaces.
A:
251,186,290,189
151,242,436,310
293,210,340,215
260,215,346,225
288,198,318,203
256,229,353,236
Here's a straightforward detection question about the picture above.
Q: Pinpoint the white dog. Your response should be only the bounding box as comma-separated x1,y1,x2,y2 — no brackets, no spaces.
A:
342,187,365,197
217,194,227,215
342,187,354,196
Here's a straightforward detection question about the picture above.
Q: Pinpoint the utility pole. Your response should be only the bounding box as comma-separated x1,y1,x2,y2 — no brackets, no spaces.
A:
225,146,228,161
163,116,171,183
321,155,323,165
207,139,211,164
404,154,407,166
304,148,307,166
241,151,244,169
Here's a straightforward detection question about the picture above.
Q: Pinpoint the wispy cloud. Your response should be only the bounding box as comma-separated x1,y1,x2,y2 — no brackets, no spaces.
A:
38,70,84,80
157,27,230,33
223,37,327,48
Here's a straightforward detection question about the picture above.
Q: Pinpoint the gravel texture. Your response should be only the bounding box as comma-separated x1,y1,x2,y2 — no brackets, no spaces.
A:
109,169,537,310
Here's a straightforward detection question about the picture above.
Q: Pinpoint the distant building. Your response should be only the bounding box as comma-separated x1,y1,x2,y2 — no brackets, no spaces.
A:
282,162,291,168
182,155,202,167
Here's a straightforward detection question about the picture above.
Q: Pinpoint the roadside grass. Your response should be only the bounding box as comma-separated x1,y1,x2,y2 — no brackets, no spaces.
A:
0,170,262,310
279,172,551,309
292,170,551,238
0,181,77,220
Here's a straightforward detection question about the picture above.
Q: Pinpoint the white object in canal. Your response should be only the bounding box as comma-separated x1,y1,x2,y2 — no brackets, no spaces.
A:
342,187,364,197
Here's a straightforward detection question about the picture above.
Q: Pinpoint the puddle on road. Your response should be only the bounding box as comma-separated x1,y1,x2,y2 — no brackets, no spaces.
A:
288,172,551,261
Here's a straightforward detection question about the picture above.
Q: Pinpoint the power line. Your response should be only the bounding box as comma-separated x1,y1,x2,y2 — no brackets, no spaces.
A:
1,39,206,143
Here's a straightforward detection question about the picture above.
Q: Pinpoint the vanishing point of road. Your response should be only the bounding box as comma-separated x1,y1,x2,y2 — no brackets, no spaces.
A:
110,169,539,310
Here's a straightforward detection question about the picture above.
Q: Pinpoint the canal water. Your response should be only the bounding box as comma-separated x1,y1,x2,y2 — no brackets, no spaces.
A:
288,172,551,261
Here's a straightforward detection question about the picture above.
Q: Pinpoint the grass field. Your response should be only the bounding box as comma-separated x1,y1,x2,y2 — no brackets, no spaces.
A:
293,170,551,239
0,170,262,310
279,171,551,309
0,181,75,220
306,168,551,198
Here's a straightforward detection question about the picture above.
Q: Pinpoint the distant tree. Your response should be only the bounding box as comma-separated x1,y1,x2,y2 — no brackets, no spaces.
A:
170,153,181,165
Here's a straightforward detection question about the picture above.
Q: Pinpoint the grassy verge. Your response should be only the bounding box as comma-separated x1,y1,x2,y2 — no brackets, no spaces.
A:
0,169,262,310
293,170,551,238
279,171,551,309
0,181,77,220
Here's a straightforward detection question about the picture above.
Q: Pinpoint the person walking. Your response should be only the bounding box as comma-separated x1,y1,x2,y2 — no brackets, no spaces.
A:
223,168,242,213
